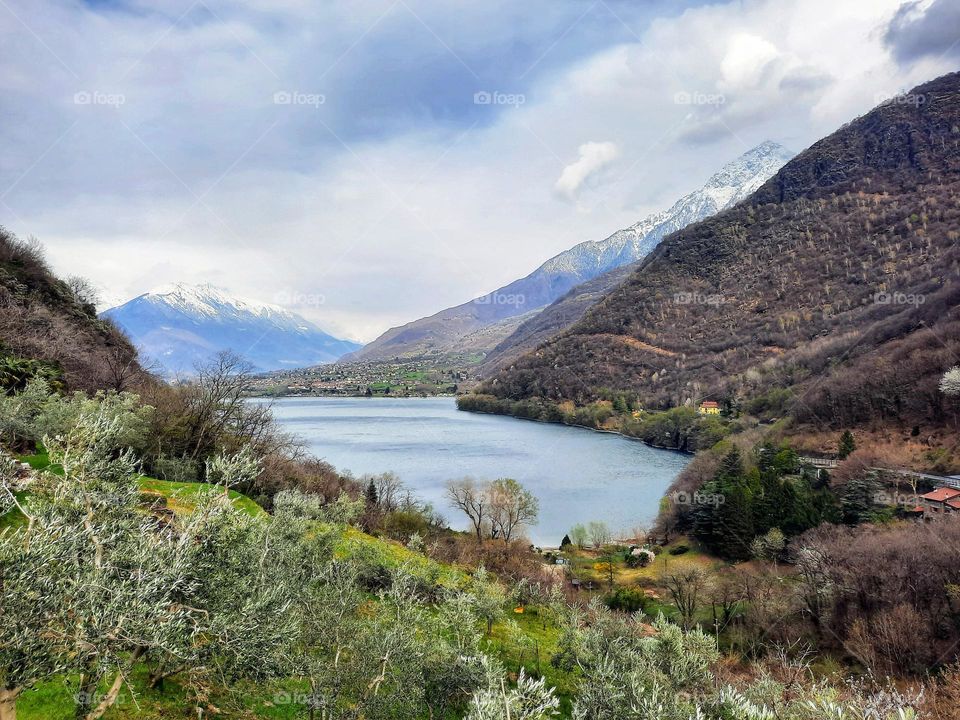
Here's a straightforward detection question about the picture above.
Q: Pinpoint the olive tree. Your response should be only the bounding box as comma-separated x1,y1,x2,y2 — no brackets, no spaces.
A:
467,657,559,720
0,408,201,720
0,457,80,720
44,410,204,720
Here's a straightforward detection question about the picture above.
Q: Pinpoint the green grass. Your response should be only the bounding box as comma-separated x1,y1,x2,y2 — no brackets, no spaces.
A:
16,668,325,720
335,524,469,588
487,607,577,716
137,477,264,516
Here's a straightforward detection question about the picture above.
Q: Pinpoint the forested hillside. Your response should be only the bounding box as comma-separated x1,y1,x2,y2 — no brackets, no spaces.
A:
0,228,141,392
478,263,637,376
477,72,960,438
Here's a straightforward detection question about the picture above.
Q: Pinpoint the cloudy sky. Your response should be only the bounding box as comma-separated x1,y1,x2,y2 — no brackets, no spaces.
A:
1,0,957,342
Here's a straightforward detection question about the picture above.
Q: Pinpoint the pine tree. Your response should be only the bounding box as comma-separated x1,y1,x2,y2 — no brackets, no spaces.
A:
715,446,744,481
838,430,856,459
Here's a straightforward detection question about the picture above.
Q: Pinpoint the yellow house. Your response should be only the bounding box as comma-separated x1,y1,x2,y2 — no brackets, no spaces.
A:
698,400,721,415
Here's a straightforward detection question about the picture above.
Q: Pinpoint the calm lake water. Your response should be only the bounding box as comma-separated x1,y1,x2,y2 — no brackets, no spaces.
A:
261,396,689,546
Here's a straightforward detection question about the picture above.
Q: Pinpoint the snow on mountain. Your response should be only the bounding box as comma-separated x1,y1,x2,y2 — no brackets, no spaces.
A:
102,283,360,376
351,141,793,362
536,140,794,281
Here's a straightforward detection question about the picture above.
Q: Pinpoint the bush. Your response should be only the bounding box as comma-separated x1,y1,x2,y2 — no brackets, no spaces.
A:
668,544,690,556
626,548,656,568
603,586,648,613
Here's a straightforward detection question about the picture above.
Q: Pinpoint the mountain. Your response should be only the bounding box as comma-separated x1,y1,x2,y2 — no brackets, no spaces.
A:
349,141,794,362
102,284,361,376
472,72,960,437
478,262,639,376
0,227,141,392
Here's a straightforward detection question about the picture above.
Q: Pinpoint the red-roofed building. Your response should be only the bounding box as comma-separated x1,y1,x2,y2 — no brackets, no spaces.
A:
920,487,960,514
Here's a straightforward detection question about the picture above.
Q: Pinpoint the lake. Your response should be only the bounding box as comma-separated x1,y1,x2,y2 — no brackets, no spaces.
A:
261,396,689,546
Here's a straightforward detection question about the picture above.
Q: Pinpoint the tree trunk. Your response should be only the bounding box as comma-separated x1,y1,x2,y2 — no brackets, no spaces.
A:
76,675,98,720
85,671,125,720
84,647,145,720
0,688,20,720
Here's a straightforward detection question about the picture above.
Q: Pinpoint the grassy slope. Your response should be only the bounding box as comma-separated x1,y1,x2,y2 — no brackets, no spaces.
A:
6,452,265,519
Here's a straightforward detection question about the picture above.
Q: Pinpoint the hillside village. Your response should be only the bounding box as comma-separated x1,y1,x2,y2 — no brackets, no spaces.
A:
245,358,470,397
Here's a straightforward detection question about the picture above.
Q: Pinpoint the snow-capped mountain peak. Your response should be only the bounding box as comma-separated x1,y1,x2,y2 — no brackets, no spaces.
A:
539,141,794,278
351,142,793,362
143,283,293,322
103,284,360,376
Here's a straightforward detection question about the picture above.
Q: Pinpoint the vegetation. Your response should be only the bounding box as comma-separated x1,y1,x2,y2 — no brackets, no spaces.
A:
456,394,730,451
446,477,539,542
3,360,954,718
465,73,960,469
0,228,142,393
687,445,836,560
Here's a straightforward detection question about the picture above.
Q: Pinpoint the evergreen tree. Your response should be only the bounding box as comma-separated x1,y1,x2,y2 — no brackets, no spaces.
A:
840,472,880,525
560,534,572,548
714,446,744,485
838,430,856,459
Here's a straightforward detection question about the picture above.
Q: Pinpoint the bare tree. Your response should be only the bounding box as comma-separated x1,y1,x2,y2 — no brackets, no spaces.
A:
587,520,611,549
102,343,144,392
446,477,489,541
488,478,539,543
182,351,258,460
370,472,405,513
66,275,100,309
663,568,709,630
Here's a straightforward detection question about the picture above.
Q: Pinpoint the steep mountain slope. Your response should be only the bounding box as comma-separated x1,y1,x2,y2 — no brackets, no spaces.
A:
476,73,960,434
0,227,141,391
478,263,638,376
351,142,793,362
103,284,360,376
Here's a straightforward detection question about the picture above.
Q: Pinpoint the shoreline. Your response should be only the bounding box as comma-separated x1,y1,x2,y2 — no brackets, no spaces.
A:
455,405,696,456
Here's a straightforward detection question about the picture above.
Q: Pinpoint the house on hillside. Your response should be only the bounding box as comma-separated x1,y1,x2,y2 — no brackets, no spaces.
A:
919,487,960,515
698,400,721,415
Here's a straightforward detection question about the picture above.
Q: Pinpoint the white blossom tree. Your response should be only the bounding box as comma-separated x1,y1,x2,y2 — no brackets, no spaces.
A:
941,366,960,396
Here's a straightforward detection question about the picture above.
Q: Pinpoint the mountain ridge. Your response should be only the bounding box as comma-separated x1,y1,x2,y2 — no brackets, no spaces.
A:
103,283,361,376
349,141,794,362
471,71,960,438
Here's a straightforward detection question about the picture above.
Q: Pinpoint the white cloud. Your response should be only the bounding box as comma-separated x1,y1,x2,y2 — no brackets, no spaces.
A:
720,34,780,91
2,0,955,343
553,141,620,202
